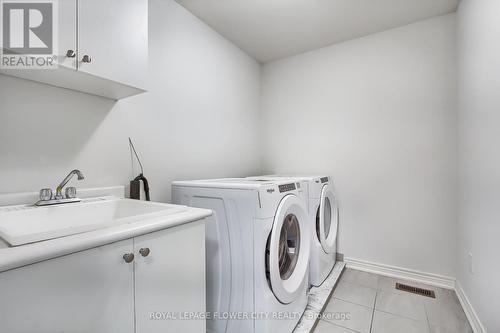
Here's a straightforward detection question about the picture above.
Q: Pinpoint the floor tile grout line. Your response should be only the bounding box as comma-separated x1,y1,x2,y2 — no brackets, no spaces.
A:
333,296,375,309
423,298,432,332
338,279,379,292
332,287,377,309
319,319,362,333
331,296,374,310
369,289,378,333
374,308,428,323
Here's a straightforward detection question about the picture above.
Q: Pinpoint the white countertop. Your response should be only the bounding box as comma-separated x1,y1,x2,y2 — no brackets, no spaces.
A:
0,198,212,273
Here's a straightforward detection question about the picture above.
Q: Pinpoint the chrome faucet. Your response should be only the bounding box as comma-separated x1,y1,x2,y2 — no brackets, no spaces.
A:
35,169,85,206
55,169,85,199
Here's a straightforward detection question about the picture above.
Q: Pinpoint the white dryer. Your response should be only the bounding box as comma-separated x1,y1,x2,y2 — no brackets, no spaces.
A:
172,178,310,333
247,176,338,287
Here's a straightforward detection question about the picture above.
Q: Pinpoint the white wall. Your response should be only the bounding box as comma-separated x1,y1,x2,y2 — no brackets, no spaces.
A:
0,0,261,202
261,15,458,277
457,1,500,331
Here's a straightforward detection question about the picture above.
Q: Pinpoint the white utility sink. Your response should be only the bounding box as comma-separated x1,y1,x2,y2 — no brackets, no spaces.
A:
0,197,187,246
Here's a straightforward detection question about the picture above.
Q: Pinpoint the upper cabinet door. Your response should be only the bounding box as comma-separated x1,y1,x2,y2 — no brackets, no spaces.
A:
58,0,77,69
78,0,148,89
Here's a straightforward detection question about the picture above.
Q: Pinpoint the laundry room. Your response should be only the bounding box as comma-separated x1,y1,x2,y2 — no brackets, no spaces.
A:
0,0,497,333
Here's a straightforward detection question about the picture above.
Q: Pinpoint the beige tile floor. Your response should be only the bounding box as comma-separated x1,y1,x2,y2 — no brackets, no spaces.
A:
314,268,473,333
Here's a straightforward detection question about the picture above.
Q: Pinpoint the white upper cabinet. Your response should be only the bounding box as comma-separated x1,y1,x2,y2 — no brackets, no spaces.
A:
0,0,148,100
78,0,148,90
58,0,78,70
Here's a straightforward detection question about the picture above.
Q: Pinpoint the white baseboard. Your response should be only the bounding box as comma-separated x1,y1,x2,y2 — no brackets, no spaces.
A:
344,257,456,289
455,281,487,333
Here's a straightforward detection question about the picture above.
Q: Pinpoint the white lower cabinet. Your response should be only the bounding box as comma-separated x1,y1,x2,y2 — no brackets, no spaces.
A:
0,239,135,333
0,221,205,333
135,221,206,333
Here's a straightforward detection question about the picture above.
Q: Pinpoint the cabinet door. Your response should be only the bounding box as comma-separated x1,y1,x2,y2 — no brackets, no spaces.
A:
0,240,135,333
57,0,77,69
134,221,206,333
78,0,148,89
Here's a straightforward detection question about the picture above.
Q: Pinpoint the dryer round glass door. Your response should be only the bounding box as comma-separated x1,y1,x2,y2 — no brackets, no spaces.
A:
316,184,338,254
267,194,310,304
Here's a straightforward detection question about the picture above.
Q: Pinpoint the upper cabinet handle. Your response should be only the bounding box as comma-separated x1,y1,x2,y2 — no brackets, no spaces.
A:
66,50,76,58
82,55,92,63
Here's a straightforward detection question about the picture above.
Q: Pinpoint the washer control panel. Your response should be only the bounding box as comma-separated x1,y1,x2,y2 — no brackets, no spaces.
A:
279,183,297,193
320,177,329,183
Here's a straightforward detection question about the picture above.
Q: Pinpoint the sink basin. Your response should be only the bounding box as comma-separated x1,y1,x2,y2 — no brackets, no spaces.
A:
0,197,187,246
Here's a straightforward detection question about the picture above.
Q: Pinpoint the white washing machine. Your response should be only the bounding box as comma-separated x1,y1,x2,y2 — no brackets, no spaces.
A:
172,178,310,333
247,176,338,287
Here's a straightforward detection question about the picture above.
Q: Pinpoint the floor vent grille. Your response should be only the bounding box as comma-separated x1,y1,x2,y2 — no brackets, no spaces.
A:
395,283,436,298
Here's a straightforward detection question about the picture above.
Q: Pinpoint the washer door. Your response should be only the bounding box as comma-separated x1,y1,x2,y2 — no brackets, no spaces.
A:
267,194,310,304
317,184,338,254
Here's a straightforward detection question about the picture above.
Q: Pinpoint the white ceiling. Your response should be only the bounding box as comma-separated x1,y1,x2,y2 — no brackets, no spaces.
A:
175,0,458,63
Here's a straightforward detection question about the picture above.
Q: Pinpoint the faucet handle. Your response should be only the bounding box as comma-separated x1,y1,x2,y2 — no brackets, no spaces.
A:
39,189,53,201
65,187,77,199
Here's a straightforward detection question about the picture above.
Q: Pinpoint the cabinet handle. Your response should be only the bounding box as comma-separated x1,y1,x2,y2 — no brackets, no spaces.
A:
139,248,150,257
123,253,135,263
66,50,76,58
81,55,91,63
